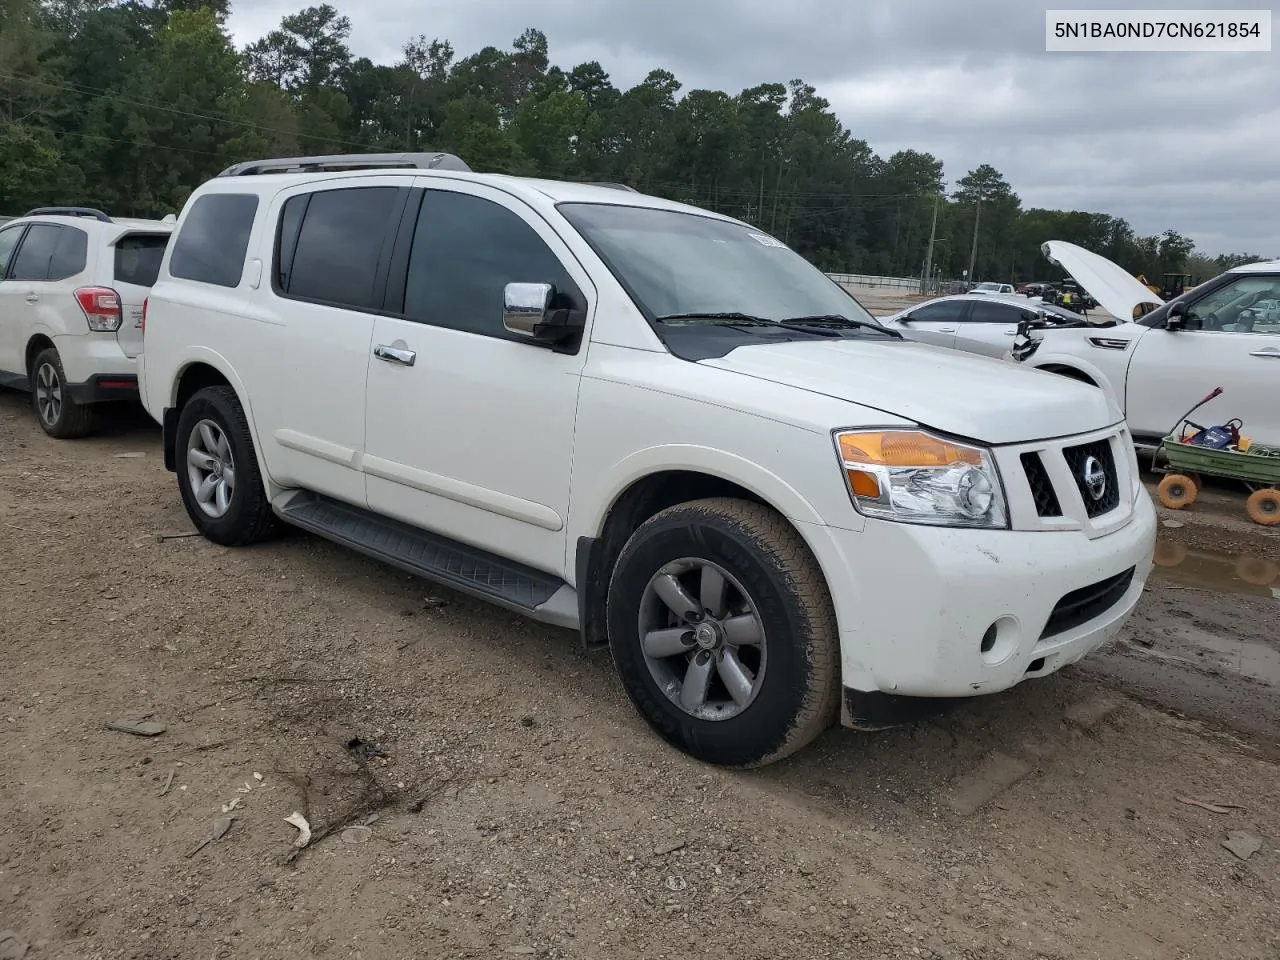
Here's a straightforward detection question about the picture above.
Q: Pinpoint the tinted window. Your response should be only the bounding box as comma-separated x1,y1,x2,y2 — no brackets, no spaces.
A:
0,226,23,278
10,224,61,280
403,190,581,336
907,301,967,323
967,299,1021,323
282,187,401,310
169,193,259,288
48,226,88,280
114,233,169,287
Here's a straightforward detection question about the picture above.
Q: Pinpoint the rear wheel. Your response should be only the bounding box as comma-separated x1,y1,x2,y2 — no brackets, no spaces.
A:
175,385,281,546
1245,488,1280,527
606,498,840,767
30,348,95,439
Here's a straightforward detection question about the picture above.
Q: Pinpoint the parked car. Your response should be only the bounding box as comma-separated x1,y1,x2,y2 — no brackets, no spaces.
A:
0,206,174,437
138,152,1156,767
970,282,1016,295
879,294,1094,358
1014,242,1280,445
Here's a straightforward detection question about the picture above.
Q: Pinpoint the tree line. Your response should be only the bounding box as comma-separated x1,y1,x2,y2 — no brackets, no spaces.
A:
1,0,1268,283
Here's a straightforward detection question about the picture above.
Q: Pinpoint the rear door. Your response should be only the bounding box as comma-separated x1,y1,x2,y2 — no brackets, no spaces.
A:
896,299,970,349
953,298,1026,358
111,232,170,358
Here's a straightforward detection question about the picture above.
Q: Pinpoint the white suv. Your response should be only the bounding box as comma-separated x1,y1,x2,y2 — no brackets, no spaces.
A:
139,153,1157,767
0,207,174,437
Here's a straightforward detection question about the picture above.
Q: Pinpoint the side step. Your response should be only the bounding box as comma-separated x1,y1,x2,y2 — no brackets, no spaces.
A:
273,491,579,630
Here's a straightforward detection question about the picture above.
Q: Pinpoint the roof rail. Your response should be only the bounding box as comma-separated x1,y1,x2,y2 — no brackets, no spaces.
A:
583,182,639,193
24,206,113,223
216,152,472,177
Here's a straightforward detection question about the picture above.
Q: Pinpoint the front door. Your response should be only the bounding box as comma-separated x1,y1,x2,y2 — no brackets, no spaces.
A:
0,224,29,379
897,299,969,349
363,182,594,577
1125,272,1280,444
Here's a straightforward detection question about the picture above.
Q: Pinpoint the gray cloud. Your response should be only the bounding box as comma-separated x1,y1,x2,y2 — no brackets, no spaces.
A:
228,0,1278,256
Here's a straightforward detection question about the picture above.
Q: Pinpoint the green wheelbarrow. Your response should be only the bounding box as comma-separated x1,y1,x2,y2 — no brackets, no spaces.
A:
1152,387,1280,526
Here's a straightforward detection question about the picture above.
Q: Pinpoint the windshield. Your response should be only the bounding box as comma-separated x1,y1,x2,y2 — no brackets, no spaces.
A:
557,202,880,327
974,283,1000,292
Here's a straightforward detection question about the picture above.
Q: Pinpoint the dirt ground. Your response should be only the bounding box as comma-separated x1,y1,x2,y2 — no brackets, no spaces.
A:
1,391,1277,960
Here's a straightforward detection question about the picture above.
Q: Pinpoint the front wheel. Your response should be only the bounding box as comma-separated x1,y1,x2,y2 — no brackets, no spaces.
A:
606,498,840,767
175,385,281,546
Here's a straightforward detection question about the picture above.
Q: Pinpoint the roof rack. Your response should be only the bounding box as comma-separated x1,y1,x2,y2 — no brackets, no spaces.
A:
216,152,472,177
583,182,639,193
24,206,113,223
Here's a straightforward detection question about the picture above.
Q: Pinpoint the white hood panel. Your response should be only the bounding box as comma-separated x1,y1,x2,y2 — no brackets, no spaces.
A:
700,339,1123,445
1041,240,1164,321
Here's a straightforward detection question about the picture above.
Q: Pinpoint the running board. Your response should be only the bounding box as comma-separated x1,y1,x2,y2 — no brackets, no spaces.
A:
272,490,579,630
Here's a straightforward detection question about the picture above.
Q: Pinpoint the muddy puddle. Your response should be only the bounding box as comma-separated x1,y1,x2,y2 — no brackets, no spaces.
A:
1125,538,1280,688
1152,537,1280,599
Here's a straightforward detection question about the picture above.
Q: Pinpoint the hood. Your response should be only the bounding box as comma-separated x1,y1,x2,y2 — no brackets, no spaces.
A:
1041,240,1164,322
699,338,1122,445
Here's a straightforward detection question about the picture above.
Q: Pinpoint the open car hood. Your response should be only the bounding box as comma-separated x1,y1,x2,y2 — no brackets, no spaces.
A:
1041,240,1164,322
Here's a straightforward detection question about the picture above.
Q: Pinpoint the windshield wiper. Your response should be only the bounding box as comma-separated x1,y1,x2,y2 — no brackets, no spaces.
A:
654,312,778,326
778,315,904,339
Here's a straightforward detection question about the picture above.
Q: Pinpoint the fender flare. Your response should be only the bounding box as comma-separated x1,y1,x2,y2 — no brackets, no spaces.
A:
168,349,281,499
1026,351,1120,403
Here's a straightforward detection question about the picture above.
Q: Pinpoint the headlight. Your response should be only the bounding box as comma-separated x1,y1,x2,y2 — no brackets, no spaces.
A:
834,429,1008,529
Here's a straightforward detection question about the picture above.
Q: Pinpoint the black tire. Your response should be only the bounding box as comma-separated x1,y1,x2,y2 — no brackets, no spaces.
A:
607,497,840,767
175,385,281,546
30,348,95,439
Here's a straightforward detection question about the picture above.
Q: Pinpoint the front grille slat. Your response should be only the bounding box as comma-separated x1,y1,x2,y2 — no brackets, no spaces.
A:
1020,451,1062,517
1060,439,1120,517
1040,567,1135,639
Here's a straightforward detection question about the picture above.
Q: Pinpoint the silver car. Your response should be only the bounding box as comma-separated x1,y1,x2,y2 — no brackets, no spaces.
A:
879,294,1092,359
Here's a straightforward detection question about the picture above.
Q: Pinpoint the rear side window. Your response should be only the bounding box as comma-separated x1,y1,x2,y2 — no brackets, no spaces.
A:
114,234,169,287
169,193,259,288
9,224,61,280
48,227,88,280
276,186,401,311
967,300,1020,323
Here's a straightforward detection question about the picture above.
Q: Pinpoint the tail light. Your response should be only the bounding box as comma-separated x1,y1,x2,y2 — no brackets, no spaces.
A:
74,286,123,332
140,297,148,334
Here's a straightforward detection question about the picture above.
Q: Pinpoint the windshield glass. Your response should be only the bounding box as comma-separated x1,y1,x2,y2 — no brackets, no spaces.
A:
557,202,880,327
974,283,1000,292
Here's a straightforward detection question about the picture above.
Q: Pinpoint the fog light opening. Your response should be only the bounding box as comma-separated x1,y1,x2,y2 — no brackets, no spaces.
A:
979,616,1020,665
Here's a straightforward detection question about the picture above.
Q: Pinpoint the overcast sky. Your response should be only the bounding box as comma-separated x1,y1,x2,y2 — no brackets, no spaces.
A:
227,0,1277,257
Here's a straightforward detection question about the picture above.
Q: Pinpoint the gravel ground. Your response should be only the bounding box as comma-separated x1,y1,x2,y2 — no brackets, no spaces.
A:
1,392,1277,960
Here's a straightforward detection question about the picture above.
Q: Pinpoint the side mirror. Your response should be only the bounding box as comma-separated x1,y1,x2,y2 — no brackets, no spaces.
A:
897,313,912,324
1165,301,1186,331
503,281,584,346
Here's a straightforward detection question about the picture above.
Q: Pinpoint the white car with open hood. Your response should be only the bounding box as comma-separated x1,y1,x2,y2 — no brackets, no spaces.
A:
137,153,1156,768
1013,241,1280,446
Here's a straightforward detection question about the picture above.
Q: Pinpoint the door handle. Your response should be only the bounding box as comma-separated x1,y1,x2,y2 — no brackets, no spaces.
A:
1003,330,1017,336
373,343,415,366
1249,349,1280,359
24,294,39,303
937,327,956,333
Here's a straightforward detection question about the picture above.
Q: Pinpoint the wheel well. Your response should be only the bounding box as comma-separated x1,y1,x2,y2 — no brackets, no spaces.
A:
576,470,770,649
1038,364,1097,386
175,362,231,411
165,363,233,468
25,335,55,376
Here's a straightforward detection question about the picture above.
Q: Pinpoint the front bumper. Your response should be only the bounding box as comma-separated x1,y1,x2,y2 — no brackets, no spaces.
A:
801,491,1156,712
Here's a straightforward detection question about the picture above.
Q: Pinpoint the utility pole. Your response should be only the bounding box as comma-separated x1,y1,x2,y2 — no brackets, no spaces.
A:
922,191,941,295
967,198,982,282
